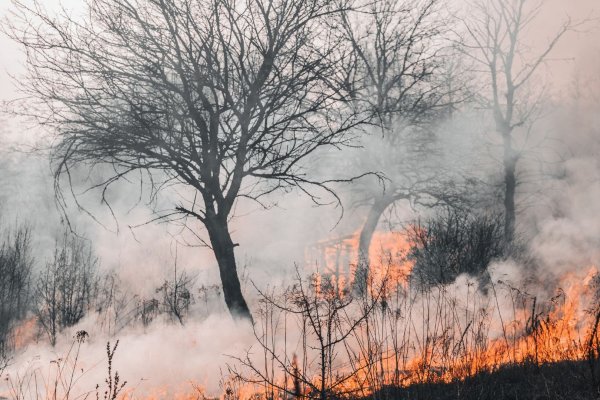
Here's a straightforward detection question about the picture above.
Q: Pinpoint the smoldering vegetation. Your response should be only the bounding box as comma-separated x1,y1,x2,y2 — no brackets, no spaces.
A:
0,0,599,399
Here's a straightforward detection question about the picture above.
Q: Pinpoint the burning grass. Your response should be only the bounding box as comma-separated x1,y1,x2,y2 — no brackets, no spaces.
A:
369,360,599,400
3,237,600,399
228,261,600,400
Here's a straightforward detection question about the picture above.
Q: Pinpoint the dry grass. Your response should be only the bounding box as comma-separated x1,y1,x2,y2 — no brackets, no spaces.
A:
229,261,600,400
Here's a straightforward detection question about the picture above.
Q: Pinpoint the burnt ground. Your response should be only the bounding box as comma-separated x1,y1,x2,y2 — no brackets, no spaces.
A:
364,360,600,400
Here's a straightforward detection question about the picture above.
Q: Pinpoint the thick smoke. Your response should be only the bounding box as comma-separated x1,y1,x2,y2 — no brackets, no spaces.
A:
1,0,599,398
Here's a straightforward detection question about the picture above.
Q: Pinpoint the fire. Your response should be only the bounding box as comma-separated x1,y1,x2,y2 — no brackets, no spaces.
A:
297,231,600,396
305,229,414,290
11,317,37,349
4,233,600,400
341,266,600,391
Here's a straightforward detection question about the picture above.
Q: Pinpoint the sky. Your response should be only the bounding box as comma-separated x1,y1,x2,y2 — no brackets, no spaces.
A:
1,0,598,99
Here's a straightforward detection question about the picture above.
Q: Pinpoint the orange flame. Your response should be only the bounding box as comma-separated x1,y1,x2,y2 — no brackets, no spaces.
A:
305,230,414,290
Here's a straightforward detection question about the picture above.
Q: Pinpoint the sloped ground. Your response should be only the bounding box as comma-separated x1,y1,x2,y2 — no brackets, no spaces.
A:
366,361,600,400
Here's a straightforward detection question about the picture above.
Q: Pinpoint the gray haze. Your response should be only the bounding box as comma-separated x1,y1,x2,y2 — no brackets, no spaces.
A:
0,0,599,397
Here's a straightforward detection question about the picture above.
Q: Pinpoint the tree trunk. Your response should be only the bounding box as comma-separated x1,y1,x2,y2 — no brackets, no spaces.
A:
503,135,517,244
205,216,253,322
355,194,396,294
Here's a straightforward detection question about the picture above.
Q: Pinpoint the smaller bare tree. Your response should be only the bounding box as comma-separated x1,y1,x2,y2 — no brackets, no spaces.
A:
230,269,384,400
35,229,99,346
0,223,33,357
461,0,573,243
156,263,195,325
95,272,139,336
334,0,470,291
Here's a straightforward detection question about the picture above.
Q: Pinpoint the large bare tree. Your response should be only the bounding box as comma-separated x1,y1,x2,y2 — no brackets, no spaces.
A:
8,0,362,321
461,0,571,243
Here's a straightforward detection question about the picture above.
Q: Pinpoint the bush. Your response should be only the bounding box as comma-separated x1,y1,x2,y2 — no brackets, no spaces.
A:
407,207,505,287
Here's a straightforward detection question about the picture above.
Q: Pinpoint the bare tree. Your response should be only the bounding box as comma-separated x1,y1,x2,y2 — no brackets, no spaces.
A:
95,272,139,336
0,223,33,356
8,0,364,321
35,230,99,346
337,0,465,289
157,263,195,325
461,0,571,243
230,270,383,400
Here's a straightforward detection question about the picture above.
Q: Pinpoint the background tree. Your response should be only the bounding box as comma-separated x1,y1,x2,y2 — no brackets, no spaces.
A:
461,0,571,243
337,0,466,289
35,230,99,346
9,0,363,321
95,271,138,336
156,263,195,325
0,223,33,356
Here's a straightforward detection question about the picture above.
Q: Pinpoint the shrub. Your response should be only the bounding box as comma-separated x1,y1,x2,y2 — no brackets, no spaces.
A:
407,207,505,287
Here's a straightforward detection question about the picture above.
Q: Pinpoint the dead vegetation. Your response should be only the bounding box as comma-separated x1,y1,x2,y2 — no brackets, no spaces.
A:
0,0,597,398
224,257,600,399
